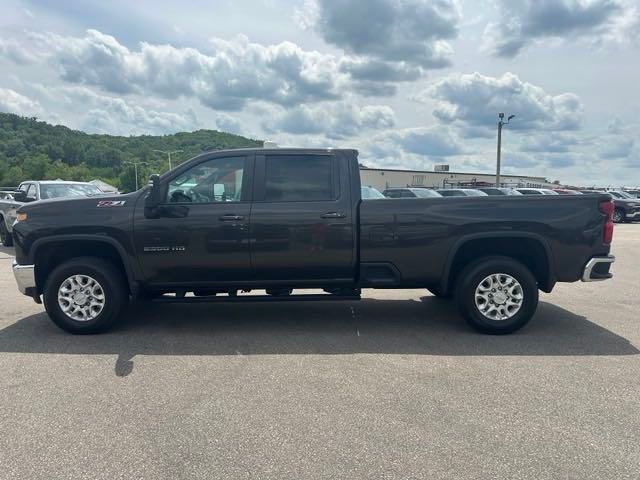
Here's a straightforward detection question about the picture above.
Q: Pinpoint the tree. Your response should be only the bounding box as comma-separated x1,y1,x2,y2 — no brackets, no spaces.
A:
0,112,262,187
22,154,49,180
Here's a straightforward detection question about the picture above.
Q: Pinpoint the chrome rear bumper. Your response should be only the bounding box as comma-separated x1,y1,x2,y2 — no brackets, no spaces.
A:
12,261,36,295
581,256,615,282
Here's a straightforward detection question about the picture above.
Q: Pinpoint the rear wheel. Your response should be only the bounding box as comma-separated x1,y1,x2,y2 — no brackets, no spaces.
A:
0,219,13,247
612,208,624,223
455,256,538,334
43,257,128,334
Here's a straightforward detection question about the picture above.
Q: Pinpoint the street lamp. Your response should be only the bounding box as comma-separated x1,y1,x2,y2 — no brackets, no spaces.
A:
124,161,148,191
153,149,183,171
496,113,515,187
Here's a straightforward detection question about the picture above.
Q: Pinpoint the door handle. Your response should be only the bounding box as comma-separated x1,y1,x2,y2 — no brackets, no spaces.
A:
219,214,244,221
321,212,346,219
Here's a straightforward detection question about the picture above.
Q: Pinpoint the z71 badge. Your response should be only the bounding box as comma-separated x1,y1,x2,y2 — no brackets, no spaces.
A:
97,200,126,207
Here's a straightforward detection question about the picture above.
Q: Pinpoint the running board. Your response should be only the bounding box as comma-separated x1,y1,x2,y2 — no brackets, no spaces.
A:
153,293,361,304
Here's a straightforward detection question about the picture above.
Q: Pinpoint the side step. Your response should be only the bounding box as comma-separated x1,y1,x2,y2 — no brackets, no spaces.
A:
153,293,361,304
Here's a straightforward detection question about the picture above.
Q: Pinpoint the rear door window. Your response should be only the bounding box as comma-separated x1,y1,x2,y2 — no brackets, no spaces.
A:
264,155,334,202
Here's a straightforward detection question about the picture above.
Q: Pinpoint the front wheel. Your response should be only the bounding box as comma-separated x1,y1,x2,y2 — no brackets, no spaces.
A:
455,256,539,334
43,257,128,334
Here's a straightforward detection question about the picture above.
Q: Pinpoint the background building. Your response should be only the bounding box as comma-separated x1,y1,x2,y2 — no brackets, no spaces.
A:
360,166,555,191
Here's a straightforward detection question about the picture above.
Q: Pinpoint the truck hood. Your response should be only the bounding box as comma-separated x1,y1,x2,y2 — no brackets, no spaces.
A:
18,191,141,213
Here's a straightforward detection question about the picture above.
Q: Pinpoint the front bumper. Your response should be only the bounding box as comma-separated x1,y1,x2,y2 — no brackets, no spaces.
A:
581,256,615,282
12,261,36,295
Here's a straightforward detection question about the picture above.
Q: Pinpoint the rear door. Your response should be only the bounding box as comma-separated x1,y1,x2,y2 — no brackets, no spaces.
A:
249,152,355,284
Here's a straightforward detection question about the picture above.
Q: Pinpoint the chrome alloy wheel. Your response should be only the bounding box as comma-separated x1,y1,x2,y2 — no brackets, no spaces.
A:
474,273,523,321
57,274,106,321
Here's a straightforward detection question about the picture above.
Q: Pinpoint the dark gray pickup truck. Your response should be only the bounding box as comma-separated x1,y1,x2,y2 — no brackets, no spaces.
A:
11,148,615,334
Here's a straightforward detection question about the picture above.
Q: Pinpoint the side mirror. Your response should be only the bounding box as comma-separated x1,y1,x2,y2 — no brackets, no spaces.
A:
147,174,162,205
13,191,27,202
144,174,162,218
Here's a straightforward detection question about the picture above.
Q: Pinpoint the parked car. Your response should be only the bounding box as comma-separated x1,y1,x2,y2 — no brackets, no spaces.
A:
553,189,582,195
361,186,386,199
516,188,559,195
477,188,523,196
383,187,442,198
11,148,615,335
580,190,640,223
0,180,105,246
436,189,488,197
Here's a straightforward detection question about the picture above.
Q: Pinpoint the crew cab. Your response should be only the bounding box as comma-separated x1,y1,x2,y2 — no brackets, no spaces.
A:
11,148,615,335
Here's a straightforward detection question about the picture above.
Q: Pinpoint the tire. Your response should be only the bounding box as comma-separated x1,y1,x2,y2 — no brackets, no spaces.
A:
43,257,128,334
427,286,452,299
454,256,539,335
0,219,13,247
612,208,624,223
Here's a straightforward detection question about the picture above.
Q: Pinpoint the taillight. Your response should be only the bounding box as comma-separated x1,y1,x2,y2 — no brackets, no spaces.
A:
599,200,614,244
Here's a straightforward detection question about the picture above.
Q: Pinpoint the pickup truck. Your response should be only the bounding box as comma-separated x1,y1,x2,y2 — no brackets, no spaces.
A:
0,180,105,246
11,148,615,335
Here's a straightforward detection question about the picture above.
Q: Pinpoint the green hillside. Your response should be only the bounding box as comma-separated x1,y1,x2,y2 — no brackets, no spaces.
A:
0,112,263,192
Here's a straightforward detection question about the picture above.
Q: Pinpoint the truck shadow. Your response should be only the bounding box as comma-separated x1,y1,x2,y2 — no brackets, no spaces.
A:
0,298,637,377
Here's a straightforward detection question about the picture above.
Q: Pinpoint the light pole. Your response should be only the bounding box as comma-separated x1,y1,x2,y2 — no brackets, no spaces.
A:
153,149,183,171
496,113,515,187
124,161,147,191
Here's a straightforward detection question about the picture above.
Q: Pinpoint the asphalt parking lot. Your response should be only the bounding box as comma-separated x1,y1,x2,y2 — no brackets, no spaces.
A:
0,225,638,480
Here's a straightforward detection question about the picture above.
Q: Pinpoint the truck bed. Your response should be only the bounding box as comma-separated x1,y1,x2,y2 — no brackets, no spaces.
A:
359,194,611,290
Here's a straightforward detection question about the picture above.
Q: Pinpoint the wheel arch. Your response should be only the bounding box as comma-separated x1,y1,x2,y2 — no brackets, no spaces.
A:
32,235,136,295
440,233,555,295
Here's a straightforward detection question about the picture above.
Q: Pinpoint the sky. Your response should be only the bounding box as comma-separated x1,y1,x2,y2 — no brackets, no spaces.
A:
0,0,639,186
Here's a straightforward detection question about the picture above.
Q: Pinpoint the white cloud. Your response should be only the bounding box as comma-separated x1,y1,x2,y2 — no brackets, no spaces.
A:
296,0,460,88
214,113,243,135
53,86,200,135
420,72,583,134
599,137,635,158
263,102,395,139
306,0,460,67
0,88,42,116
519,132,580,153
17,29,350,111
0,38,38,64
482,0,640,57
359,126,465,171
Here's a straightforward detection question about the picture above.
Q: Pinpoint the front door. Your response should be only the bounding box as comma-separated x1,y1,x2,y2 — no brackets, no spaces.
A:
134,153,252,285
249,152,355,284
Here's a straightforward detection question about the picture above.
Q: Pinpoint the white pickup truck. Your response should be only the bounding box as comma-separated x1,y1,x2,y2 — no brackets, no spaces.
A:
0,180,105,246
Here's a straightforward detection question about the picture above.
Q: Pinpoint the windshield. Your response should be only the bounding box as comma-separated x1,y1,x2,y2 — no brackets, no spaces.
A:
40,183,104,200
413,189,441,198
361,186,385,199
613,190,633,199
